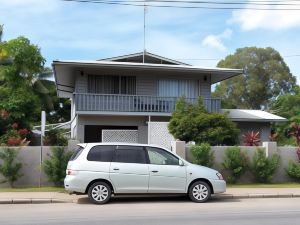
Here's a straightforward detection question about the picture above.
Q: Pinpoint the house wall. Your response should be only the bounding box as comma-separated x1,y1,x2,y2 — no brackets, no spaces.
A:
74,71,212,98
235,121,271,143
76,115,170,143
75,72,88,93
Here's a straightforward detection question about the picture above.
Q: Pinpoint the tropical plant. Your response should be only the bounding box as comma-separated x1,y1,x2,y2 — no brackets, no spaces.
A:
242,131,261,146
168,97,239,145
251,148,280,183
0,147,22,187
190,143,214,167
222,146,248,183
42,147,73,186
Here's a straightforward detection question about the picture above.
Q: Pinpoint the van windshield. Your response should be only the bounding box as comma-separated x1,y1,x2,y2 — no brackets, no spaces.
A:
69,146,84,161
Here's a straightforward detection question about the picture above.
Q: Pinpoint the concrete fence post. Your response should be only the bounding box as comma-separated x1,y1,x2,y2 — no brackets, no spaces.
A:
262,142,278,157
171,141,186,159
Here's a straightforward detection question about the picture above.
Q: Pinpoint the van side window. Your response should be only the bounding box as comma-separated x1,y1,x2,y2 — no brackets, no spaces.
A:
114,146,147,164
146,147,179,165
87,145,115,162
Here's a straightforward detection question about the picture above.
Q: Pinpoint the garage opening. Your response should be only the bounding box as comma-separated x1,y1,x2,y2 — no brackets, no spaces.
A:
84,125,138,143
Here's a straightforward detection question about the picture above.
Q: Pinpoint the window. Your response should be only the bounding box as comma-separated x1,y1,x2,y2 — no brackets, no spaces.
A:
113,146,147,164
88,75,136,95
87,145,115,162
146,147,179,165
69,146,84,161
158,79,198,98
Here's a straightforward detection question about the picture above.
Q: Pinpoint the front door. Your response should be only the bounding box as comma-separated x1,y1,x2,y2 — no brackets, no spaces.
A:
109,145,149,193
146,147,187,193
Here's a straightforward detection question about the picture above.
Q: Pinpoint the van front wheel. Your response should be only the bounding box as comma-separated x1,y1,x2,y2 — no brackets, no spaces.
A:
88,181,112,204
188,181,211,203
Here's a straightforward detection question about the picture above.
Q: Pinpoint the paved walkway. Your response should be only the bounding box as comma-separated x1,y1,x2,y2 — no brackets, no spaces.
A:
0,188,300,204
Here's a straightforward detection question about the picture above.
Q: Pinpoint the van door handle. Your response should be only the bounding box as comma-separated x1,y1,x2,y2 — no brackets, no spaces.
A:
151,170,158,173
113,168,119,171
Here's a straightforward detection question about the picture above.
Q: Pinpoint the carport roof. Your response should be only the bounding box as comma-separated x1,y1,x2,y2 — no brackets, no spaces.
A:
221,109,287,122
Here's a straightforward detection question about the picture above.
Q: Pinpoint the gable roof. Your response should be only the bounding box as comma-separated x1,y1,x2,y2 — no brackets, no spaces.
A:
99,51,190,66
221,109,287,122
53,59,243,98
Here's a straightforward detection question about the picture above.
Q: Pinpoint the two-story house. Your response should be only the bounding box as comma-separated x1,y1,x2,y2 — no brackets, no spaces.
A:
53,52,286,144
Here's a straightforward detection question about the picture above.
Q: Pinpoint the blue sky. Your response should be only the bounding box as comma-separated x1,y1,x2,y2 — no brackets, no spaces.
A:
1,0,300,83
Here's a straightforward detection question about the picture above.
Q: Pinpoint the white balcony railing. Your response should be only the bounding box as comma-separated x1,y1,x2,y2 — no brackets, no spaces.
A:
74,93,221,113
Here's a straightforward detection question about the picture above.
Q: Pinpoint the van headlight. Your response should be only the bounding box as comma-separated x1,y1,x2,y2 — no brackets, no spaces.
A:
216,172,223,180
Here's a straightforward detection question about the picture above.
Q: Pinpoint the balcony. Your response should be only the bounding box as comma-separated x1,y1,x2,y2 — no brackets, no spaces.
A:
74,93,221,114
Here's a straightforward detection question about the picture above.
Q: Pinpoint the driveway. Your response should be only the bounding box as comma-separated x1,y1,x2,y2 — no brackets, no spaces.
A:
0,197,300,225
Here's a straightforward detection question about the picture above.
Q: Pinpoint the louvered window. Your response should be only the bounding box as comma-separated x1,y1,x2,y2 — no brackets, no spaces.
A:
88,75,136,95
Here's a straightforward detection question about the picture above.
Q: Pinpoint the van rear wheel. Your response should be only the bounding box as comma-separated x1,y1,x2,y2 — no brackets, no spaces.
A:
188,181,211,203
88,182,112,204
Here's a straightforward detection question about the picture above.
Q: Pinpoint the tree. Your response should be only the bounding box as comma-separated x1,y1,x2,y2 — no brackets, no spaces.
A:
34,79,71,123
269,87,300,145
168,97,239,145
213,47,296,109
42,147,73,186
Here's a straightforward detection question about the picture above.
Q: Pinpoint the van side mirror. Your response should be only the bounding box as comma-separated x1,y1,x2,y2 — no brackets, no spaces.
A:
179,160,184,166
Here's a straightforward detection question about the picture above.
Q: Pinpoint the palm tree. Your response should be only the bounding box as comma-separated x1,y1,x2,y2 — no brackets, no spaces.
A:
0,24,3,42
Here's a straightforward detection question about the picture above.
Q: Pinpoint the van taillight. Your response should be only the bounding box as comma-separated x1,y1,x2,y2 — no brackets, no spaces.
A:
66,169,78,176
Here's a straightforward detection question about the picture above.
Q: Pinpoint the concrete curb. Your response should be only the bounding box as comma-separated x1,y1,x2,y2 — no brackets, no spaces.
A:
0,194,299,204
0,198,75,204
214,193,299,199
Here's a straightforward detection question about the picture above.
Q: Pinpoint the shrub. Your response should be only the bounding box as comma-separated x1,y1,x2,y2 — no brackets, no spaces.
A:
251,148,280,183
42,147,73,186
286,161,300,182
0,148,22,187
222,146,248,183
190,143,214,167
168,97,239,145
43,129,68,146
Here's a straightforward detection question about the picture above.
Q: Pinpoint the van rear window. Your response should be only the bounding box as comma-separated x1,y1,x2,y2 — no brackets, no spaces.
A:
69,147,84,161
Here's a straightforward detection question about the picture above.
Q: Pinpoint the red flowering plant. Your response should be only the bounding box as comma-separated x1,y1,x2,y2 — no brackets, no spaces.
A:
0,122,30,146
242,131,261,146
288,123,300,162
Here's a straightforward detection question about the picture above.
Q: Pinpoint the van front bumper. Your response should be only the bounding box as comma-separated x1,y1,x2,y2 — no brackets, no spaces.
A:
210,179,226,194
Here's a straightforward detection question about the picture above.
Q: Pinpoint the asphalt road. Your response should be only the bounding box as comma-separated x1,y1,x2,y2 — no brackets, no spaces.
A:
1,196,300,225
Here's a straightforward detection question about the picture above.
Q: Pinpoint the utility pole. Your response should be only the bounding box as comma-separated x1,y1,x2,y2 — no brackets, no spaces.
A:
143,1,146,63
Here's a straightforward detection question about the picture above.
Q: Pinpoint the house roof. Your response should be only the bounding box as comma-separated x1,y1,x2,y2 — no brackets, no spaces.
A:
53,54,243,98
221,109,288,122
100,51,191,66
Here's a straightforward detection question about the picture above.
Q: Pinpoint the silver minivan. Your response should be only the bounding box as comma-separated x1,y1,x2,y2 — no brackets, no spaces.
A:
64,143,226,204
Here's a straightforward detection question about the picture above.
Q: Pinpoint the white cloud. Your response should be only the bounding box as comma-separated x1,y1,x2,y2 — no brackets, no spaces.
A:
228,1,300,31
202,29,232,51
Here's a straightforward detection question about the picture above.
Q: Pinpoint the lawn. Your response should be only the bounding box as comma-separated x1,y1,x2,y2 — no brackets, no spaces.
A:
0,187,65,192
228,183,300,188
